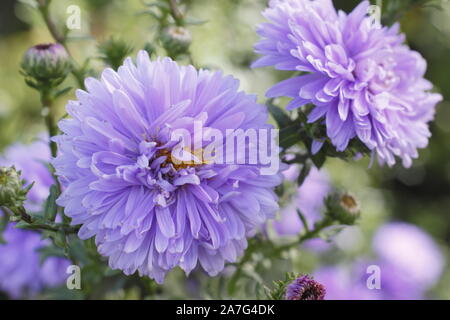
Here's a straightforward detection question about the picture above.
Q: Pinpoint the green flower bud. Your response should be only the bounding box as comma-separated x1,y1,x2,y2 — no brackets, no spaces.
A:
0,166,31,209
325,192,360,225
98,37,134,70
160,26,192,58
21,43,71,90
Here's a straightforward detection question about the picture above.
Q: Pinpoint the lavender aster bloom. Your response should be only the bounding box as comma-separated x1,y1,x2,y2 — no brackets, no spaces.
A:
0,225,70,298
53,51,281,283
285,274,326,300
315,222,445,300
0,138,70,298
0,137,52,208
253,0,442,167
314,265,376,300
372,222,444,289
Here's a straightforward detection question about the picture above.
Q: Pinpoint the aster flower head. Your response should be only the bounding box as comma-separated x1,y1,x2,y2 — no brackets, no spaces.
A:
53,51,281,283
285,274,326,300
372,222,444,289
0,138,70,298
0,225,71,298
314,266,377,300
314,222,445,300
253,0,442,167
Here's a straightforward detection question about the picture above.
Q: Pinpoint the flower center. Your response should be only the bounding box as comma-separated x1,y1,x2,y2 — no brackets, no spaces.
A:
157,147,210,171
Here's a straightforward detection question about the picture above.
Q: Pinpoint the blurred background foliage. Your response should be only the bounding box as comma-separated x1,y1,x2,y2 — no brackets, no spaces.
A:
0,0,448,299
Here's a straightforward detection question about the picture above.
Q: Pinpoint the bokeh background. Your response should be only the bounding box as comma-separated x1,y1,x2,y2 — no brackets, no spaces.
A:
0,0,448,299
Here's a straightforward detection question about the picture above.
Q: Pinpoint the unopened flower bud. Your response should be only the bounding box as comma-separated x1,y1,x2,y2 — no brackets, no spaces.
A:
326,192,360,225
160,26,192,58
98,37,133,70
0,166,30,209
21,43,70,89
285,275,326,300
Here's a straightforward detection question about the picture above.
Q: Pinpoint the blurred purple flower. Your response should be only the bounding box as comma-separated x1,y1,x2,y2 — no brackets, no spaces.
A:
0,136,52,209
0,225,70,298
0,138,70,298
372,222,444,289
274,167,330,236
314,222,445,300
314,266,376,300
53,52,281,283
253,0,442,167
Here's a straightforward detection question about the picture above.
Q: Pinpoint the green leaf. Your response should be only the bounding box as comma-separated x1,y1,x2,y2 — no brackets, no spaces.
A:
54,86,72,98
296,208,309,232
38,245,67,264
227,270,241,296
51,230,67,249
266,272,297,300
311,148,326,169
297,162,311,187
14,214,47,230
267,100,292,129
44,185,58,222
67,237,90,265
279,125,301,150
183,17,208,26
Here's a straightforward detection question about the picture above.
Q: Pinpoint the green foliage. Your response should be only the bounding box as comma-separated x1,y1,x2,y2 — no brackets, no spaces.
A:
266,272,298,300
98,37,134,70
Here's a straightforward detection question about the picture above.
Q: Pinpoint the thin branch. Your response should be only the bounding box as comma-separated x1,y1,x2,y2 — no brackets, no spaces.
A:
168,0,184,24
1,205,79,234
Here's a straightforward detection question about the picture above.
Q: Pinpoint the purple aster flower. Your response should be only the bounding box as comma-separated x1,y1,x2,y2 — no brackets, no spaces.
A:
0,136,52,209
0,138,70,298
53,51,281,283
285,274,326,300
372,222,444,289
314,222,445,300
0,225,70,298
253,0,442,167
352,260,427,300
274,166,330,236
314,265,377,300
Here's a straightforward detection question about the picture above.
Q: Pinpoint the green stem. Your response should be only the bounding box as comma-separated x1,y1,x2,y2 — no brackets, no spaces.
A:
40,90,58,158
275,217,333,254
38,1,85,89
38,2,66,45
1,205,79,234
168,0,184,25
40,90,63,201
